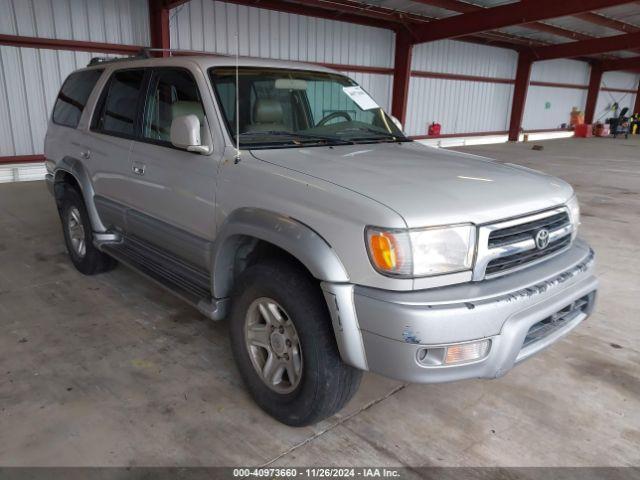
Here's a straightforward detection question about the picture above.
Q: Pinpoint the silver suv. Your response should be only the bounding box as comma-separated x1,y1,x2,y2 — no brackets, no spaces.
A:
45,54,598,426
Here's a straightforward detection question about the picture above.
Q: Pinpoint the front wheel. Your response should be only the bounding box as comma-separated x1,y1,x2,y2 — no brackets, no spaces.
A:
59,187,116,275
229,259,362,426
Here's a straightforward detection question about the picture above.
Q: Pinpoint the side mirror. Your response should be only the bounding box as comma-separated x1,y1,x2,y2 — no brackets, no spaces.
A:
170,114,209,154
390,115,403,132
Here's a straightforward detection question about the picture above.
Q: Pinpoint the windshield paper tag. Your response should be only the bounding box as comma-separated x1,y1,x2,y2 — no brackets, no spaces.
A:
342,86,379,111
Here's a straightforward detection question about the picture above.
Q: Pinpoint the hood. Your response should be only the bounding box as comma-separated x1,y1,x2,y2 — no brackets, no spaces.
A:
250,142,574,228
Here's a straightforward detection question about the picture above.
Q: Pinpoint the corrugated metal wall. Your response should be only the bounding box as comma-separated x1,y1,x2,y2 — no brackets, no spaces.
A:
0,47,123,156
410,40,517,78
522,60,590,131
405,40,517,136
595,71,640,122
169,0,394,111
0,0,149,157
0,0,150,45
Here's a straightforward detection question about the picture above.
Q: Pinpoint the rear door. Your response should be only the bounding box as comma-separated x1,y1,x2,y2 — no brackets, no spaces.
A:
84,68,147,230
125,67,219,270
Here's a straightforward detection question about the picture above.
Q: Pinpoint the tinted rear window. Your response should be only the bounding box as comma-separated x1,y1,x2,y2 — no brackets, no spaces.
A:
52,69,103,128
92,69,145,137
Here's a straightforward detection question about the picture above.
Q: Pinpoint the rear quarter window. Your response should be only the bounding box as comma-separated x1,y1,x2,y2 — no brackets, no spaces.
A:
52,69,104,128
92,69,146,138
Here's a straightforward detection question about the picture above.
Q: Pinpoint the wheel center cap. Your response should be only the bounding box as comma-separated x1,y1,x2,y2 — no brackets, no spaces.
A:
270,331,287,356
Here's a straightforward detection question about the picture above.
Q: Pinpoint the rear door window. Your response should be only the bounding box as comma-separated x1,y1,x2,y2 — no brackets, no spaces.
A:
52,69,104,128
92,69,146,138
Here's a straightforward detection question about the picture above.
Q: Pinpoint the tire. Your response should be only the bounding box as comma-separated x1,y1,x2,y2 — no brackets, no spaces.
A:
59,186,117,275
229,259,362,426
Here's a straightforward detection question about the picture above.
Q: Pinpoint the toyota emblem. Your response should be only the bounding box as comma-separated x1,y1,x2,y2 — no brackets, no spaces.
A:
535,229,550,250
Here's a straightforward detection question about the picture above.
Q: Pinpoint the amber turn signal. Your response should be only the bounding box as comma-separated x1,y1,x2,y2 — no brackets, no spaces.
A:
368,232,397,271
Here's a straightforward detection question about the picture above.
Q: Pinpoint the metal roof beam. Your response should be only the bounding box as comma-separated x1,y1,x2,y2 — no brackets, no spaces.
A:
574,12,640,33
411,0,593,41
532,31,640,60
412,0,636,43
601,56,640,70
219,0,403,30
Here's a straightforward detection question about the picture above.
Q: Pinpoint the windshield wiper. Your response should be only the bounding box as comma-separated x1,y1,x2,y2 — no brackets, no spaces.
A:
238,131,352,146
335,126,410,143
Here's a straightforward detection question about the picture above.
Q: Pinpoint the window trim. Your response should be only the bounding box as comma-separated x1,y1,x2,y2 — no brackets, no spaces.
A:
137,67,207,152
52,68,104,129
90,68,150,141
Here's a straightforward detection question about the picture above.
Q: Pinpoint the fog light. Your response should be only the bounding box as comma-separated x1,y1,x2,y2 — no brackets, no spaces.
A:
444,339,491,365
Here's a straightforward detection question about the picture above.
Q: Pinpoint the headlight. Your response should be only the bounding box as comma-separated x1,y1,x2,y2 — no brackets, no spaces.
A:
567,195,580,237
366,224,476,277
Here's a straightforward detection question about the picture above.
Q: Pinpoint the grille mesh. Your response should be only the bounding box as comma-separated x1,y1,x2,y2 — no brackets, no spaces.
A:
486,236,571,275
523,294,591,348
485,211,571,276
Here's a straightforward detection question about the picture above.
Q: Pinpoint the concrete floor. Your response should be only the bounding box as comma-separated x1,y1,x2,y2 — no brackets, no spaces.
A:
0,136,639,467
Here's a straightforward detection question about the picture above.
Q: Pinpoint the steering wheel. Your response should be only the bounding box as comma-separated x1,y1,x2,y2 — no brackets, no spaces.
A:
316,111,352,127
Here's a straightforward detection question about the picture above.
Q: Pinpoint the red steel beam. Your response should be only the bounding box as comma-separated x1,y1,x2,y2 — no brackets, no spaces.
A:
412,0,593,41
532,31,640,60
0,33,140,55
530,80,588,89
602,86,639,93
412,0,635,43
508,53,533,142
411,69,601,91
634,81,640,113
411,70,513,84
164,0,191,8
283,0,432,24
391,30,414,124
575,12,640,33
575,11,640,55
584,64,603,124
149,0,171,57
0,155,45,165
601,56,640,71
220,0,403,29
410,0,478,13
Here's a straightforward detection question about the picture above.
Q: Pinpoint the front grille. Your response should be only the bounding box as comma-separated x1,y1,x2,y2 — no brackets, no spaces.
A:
522,294,591,348
486,235,571,275
488,212,569,248
484,210,572,276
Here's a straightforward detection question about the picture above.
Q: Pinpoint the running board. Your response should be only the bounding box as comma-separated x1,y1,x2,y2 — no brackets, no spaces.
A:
99,236,228,321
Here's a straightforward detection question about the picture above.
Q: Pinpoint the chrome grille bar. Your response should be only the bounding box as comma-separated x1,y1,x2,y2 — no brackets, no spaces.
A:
473,207,574,280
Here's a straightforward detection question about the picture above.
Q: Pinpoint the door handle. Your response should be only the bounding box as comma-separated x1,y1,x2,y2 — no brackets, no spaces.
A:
132,162,146,175
80,150,91,160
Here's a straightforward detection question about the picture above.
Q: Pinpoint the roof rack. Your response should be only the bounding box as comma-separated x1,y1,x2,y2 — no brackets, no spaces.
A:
140,47,231,57
87,48,231,67
87,49,149,67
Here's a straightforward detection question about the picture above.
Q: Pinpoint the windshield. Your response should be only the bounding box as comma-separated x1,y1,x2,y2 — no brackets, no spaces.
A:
209,67,409,149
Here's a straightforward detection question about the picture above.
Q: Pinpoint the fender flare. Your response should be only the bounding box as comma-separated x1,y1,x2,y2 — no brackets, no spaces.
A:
212,208,349,298
54,157,107,232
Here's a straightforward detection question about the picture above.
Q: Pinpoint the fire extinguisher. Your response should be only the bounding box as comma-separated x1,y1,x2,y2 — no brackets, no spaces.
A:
428,122,441,137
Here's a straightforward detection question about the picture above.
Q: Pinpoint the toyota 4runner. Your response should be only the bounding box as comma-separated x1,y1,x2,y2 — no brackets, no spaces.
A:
45,54,598,426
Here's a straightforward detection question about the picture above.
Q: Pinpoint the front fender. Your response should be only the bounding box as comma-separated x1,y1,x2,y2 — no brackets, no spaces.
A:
212,208,349,298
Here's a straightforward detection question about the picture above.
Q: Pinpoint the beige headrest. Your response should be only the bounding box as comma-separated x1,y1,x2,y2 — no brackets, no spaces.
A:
254,99,283,124
172,101,205,123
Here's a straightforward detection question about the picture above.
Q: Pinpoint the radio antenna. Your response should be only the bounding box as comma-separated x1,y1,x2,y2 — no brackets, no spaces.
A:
234,23,241,163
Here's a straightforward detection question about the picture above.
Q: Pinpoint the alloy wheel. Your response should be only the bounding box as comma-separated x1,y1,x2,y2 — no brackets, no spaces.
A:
244,297,303,394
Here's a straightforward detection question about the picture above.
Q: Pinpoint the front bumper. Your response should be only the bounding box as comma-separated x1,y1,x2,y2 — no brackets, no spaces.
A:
322,238,597,383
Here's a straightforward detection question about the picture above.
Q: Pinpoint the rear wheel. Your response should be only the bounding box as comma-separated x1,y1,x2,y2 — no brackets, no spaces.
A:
60,187,116,275
229,259,362,426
